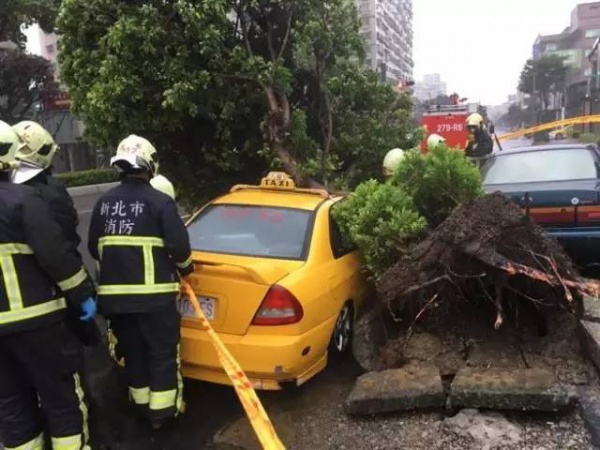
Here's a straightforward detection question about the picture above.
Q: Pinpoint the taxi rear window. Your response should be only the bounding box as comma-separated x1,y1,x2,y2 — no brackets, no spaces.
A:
187,204,313,260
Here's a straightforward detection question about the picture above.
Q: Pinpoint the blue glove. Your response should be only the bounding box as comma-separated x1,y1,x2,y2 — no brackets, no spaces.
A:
80,297,97,322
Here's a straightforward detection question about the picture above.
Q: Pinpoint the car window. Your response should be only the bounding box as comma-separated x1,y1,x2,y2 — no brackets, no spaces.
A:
187,204,313,260
329,207,355,259
482,148,598,184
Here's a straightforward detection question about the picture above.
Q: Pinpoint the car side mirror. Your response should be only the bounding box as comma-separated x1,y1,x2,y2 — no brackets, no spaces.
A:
489,124,495,134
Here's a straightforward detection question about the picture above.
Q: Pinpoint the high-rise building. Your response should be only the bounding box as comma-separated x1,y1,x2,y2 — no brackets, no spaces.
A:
414,73,448,101
356,0,414,84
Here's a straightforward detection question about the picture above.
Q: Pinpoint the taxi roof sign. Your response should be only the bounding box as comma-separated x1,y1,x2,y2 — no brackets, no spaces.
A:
260,172,296,189
230,171,330,198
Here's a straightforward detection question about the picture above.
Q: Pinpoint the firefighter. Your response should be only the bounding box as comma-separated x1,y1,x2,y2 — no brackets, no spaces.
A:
0,120,96,450
150,174,176,200
426,133,446,151
11,121,99,347
465,113,494,168
88,134,193,429
383,148,405,177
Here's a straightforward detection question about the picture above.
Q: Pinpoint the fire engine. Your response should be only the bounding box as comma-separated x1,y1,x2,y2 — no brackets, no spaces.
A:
419,103,480,152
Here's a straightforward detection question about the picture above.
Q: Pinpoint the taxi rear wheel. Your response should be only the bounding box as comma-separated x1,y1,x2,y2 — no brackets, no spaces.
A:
328,302,354,360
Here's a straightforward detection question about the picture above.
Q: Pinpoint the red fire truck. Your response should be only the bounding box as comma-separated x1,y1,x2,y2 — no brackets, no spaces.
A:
419,103,480,152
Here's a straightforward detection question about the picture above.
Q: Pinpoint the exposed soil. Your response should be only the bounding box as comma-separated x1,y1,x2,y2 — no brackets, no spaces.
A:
375,193,592,371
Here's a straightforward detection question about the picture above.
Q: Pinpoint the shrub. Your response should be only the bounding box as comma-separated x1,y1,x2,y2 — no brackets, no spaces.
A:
56,168,119,188
391,146,484,227
333,180,426,276
578,133,600,144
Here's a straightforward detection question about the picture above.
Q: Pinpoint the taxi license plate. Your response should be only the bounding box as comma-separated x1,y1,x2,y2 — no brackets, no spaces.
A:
177,296,215,321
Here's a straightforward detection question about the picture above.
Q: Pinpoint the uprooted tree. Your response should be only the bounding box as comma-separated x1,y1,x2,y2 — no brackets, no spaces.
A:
57,0,417,207
335,146,596,369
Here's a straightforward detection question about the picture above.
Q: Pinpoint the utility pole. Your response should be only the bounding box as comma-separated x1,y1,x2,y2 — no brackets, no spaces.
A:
586,38,600,133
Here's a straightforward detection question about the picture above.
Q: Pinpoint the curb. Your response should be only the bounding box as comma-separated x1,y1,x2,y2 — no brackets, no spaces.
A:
67,182,119,198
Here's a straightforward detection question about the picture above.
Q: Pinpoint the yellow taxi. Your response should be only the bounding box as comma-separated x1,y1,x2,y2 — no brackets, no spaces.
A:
178,172,370,390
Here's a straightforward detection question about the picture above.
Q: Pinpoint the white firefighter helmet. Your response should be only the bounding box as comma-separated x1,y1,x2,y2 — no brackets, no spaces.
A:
150,174,176,200
466,113,484,128
426,134,446,150
383,148,405,176
111,134,159,176
12,121,58,170
0,121,20,170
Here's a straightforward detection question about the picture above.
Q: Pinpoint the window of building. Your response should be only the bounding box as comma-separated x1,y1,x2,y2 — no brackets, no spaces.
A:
586,29,600,38
545,43,558,51
45,44,55,54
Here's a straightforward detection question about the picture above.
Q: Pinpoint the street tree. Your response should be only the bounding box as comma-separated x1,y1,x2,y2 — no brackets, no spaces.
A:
0,0,58,124
0,0,61,46
0,50,53,122
57,0,416,203
518,55,568,111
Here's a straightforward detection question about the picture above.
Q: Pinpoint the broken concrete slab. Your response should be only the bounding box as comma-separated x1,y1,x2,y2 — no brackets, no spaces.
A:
345,365,445,416
443,409,523,448
352,311,386,372
584,295,600,323
449,367,572,412
579,320,600,373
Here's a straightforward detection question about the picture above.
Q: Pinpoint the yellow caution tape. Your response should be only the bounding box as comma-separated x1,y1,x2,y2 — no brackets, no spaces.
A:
180,281,286,450
497,115,600,142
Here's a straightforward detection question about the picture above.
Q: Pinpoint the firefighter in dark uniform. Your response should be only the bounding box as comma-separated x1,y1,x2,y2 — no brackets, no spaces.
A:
465,113,494,169
88,134,193,429
11,121,99,347
0,120,97,450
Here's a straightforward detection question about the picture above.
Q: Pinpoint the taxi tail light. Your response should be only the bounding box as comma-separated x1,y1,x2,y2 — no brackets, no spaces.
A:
252,285,304,326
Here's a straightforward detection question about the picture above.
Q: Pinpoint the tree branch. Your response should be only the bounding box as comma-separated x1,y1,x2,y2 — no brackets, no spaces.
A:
237,1,254,57
277,8,294,61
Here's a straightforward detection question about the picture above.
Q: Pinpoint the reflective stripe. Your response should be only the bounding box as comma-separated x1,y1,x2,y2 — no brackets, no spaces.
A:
149,389,177,411
175,255,193,269
143,244,154,285
130,386,150,405
51,434,81,450
98,283,179,296
98,236,169,294
0,298,66,324
176,344,184,414
1,255,23,311
74,372,89,444
98,236,165,248
58,267,88,292
0,243,33,256
4,433,44,450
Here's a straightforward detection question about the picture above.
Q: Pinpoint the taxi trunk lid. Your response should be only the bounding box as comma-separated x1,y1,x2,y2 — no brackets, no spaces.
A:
183,253,304,335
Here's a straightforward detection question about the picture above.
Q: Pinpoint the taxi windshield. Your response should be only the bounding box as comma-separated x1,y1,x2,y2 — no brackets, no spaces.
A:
187,204,314,260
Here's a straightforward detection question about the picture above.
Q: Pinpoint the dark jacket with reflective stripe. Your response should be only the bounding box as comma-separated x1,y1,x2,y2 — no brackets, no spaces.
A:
25,171,81,256
0,179,95,336
88,178,193,315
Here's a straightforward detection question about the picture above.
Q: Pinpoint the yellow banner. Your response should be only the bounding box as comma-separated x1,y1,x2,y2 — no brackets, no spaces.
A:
180,281,286,450
497,115,600,142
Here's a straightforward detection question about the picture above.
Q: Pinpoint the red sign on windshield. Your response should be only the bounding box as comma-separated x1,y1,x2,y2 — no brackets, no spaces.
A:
220,207,284,224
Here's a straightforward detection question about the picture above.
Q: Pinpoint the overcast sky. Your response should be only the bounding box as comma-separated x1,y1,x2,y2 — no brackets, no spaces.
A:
413,0,592,106
26,0,592,106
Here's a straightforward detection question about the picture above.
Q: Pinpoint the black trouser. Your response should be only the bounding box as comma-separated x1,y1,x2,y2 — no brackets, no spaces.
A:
0,321,88,450
109,302,182,425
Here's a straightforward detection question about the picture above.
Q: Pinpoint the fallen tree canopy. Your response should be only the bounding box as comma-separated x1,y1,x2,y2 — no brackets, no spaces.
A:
335,148,600,372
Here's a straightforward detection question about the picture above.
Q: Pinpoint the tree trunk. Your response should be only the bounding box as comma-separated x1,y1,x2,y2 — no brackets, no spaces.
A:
262,85,325,189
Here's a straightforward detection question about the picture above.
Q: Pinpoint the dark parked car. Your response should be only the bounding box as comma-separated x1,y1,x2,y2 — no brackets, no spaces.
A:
481,144,600,267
